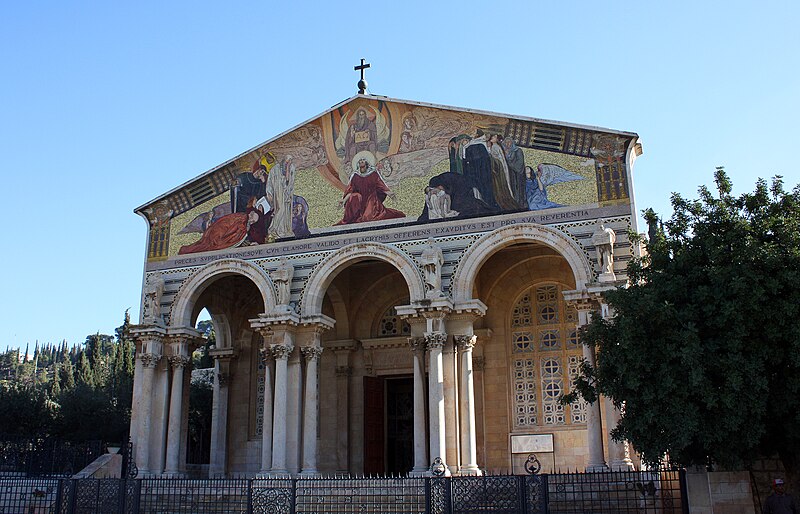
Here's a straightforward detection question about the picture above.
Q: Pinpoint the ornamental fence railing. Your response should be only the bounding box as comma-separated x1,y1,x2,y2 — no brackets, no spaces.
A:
0,436,103,478
0,467,688,514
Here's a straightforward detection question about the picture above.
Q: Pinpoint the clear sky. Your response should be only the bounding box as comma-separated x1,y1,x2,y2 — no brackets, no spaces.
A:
1,1,798,352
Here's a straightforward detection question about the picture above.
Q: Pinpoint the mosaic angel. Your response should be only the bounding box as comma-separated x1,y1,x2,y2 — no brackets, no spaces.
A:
525,164,585,211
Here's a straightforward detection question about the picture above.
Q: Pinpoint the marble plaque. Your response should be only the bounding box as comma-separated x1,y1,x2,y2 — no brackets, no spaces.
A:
511,434,554,453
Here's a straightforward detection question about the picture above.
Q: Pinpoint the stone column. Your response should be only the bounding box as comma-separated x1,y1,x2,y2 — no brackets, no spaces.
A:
209,350,233,478
575,303,607,472
136,350,161,475
334,357,352,474
300,346,323,476
442,337,459,470
605,400,634,470
427,332,449,475
409,337,429,475
270,343,293,476
455,335,480,475
164,353,190,477
257,329,275,476
286,349,302,474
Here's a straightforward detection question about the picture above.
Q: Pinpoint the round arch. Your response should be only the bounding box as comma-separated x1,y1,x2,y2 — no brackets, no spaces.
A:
300,242,425,317
451,223,593,303
169,258,277,329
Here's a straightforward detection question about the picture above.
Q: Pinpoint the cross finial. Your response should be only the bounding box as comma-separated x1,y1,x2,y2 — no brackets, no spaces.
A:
354,58,370,94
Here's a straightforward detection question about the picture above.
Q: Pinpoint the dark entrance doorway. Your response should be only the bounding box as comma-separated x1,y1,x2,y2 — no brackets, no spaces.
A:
363,376,415,475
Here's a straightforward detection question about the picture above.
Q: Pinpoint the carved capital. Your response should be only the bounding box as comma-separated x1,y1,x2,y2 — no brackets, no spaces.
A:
139,353,161,368
259,346,274,365
167,355,190,369
335,365,352,378
216,372,231,387
454,334,477,351
425,332,447,350
271,344,294,360
301,346,323,362
408,336,427,354
255,326,273,341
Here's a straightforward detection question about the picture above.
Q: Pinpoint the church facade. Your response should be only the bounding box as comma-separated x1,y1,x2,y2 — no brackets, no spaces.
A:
130,94,642,477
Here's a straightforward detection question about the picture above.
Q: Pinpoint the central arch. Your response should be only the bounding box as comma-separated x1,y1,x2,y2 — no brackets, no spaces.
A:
300,242,425,317
169,258,277,330
451,223,593,303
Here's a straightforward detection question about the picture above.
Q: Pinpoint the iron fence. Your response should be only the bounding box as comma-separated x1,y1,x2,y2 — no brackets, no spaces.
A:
0,436,104,478
0,469,687,514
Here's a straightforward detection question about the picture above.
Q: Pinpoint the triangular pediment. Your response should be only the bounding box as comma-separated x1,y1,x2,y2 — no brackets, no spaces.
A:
136,95,638,262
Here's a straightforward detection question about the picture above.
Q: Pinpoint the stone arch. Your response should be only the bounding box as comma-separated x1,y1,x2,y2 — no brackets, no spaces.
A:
451,224,593,303
300,242,425,317
170,258,277,329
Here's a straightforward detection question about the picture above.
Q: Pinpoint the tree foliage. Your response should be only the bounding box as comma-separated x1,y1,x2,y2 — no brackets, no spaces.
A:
0,311,136,443
569,169,800,476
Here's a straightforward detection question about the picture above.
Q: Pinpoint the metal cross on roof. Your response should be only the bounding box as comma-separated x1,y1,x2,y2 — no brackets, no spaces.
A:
355,58,370,94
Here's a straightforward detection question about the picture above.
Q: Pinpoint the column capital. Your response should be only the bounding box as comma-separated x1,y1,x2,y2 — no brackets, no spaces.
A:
454,334,477,351
167,355,190,369
216,371,231,388
140,353,162,368
408,336,427,355
259,346,274,365
271,344,294,360
131,326,166,357
425,332,447,350
301,346,323,361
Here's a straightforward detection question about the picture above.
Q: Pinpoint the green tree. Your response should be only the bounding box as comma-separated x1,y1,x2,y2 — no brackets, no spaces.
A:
0,383,55,436
568,169,800,485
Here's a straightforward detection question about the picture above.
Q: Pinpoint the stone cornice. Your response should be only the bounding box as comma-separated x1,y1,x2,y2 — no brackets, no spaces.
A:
249,311,301,330
361,336,409,350
324,339,358,352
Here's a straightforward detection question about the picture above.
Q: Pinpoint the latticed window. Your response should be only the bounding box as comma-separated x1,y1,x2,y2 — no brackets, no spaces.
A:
378,307,410,338
511,283,587,429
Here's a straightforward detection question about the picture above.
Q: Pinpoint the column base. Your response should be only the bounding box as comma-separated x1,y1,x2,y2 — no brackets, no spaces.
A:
609,459,635,471
299,469,319,477
409,467,429,477
457,465,482,476
161,471,185,478
266,469,291,478
586,463,609,472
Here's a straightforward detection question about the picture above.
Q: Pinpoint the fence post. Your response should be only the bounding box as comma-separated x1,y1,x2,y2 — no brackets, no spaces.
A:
518,475,528,513
247,478,253,514
424,477,431,514
132,478,142,514
679,469,690,514
292,477,297,514
54,479,65,514
541,474,549,514
67,478,78,514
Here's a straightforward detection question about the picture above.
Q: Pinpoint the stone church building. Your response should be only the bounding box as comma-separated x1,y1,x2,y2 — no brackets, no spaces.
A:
130,92,642,478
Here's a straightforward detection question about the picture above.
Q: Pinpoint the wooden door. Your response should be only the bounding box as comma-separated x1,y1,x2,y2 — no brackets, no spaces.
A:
363,376,385,475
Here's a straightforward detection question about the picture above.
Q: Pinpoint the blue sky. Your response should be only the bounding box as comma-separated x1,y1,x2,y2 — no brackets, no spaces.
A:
1,1,798,352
